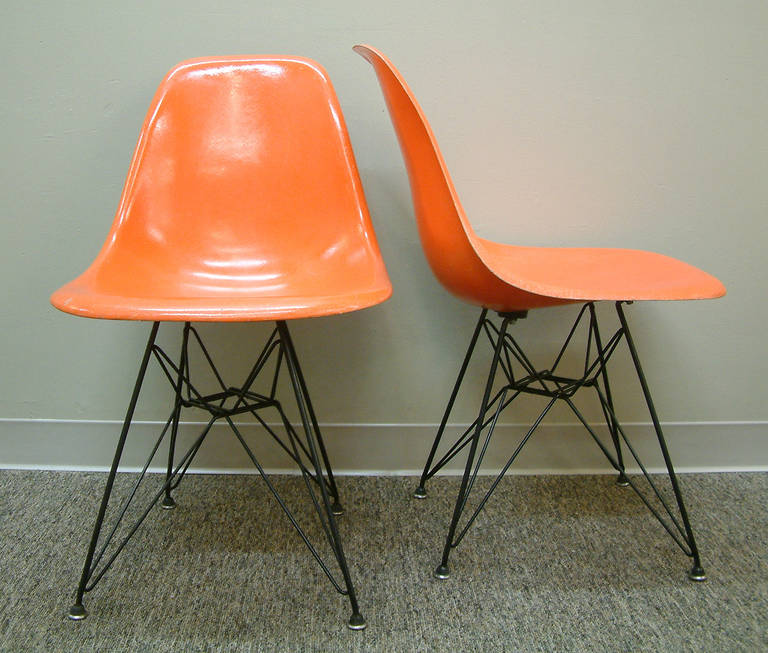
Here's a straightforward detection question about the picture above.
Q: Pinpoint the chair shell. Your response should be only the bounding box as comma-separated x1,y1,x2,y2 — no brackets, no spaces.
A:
52,56,391,321
353,45,724,311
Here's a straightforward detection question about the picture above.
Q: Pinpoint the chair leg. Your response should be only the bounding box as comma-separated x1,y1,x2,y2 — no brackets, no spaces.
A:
162,322,190,510
435,315,510,580
588,304,629,487
415,308,488,499
276,321,366,630
615,303,705,581
68,322,160,620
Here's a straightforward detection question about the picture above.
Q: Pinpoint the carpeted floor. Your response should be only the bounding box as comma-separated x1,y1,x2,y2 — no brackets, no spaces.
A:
0,470,765,651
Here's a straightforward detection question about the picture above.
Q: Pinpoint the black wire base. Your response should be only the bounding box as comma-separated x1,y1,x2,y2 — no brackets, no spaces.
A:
67,321,365,630
418,302,705,583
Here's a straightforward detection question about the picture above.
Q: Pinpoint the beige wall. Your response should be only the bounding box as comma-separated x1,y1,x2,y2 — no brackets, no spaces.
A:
1,1,766,472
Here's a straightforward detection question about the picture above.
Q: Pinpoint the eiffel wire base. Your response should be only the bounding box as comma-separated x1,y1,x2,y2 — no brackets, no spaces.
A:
67,321,365,630
417,301,706,583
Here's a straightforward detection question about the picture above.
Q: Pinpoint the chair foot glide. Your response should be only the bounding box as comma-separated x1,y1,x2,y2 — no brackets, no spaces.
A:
67,604,87,621
348,612,367,630
433,564,450,580
616,472,630,487
160,495,177,510
688,565,707,582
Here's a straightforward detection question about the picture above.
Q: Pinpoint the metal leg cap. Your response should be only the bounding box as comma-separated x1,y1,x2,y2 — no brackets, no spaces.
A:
413,486,427,499
331,502,344,517
434,564,450,580
616,473,630,487
688,565,707,582
161,495,177,510
348,612,367,630
68,604,88,621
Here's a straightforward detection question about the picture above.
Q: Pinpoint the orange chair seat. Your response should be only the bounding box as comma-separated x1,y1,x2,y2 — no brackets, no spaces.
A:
50,56,391,322
473,237,726,303
51,280,391,322
353,44,724,314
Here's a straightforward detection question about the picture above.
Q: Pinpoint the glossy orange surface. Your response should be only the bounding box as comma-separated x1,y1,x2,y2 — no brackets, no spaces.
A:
354,45,725,312
51,56,391,321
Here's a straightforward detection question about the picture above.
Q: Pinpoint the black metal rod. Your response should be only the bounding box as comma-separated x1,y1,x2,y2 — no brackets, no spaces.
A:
271,405,336,497
458,388,509,519
225,416,345,594
417,308,488,493
230,329,280,412
550,303,591,373
165,323,190,504
273,406,317,469
279,329,343,508
71,321,160,609
563,395,690,554
588,305,625,474
438,315,510,573
270,347,284,399
169,419,213,491
454,396,557,547
276,321,362,620
582,328,624,383
426,387,510,479
615,302,702,568
251,409,316,478
483,319,513,384
90,410,175,571
86,417,217,590
152,345,208,406
188,326,228,393
503,332,553,395
281,407,339,559
499,322,516,385
605,401,689,540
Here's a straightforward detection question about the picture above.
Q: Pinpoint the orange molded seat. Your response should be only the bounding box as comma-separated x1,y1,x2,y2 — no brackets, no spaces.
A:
353,45,723,312
51,56,391,321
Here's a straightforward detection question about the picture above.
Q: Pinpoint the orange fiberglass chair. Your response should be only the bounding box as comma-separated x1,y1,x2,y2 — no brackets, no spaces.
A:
51,56,391,630
355,45,725,583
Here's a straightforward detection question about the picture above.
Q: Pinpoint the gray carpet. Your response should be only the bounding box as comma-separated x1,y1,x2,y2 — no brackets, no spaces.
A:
0,470,765,652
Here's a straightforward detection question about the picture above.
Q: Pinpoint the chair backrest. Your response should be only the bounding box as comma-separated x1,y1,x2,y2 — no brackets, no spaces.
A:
83,56,390,303
354,45,520,307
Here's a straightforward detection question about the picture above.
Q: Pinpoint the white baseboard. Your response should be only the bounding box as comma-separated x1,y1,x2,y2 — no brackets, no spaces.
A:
0,418,766,475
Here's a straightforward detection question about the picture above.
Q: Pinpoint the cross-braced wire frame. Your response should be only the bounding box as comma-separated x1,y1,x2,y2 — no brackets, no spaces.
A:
67,321,366,630
417,301,706,583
